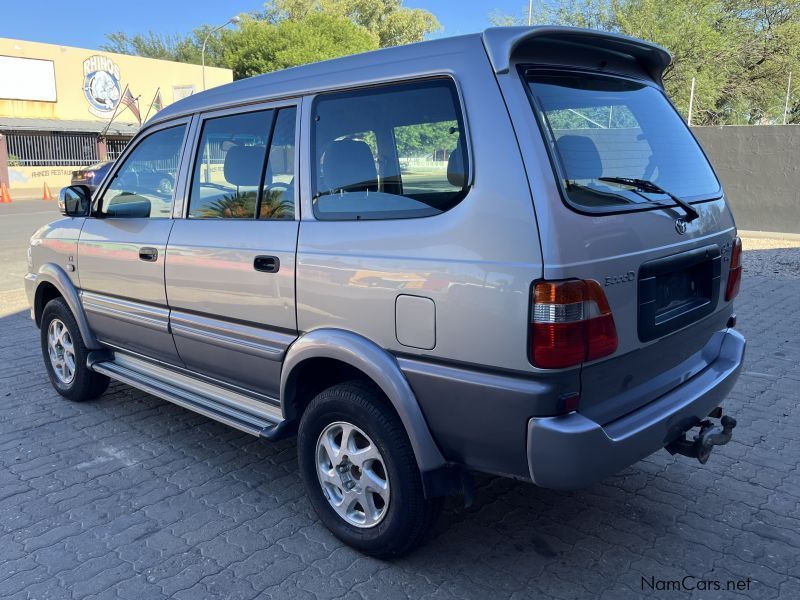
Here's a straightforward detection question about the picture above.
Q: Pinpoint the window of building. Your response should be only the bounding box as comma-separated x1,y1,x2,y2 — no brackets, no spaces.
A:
312,78,469,221
173,85,195,101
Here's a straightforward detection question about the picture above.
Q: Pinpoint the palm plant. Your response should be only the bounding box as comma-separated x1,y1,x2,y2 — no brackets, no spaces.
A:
258,188,295,219
198,192,256,218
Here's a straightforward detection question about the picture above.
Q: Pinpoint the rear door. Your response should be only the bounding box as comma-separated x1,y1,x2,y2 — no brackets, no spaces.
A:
497,43,738,424
78,120,189,364
164,102,299,399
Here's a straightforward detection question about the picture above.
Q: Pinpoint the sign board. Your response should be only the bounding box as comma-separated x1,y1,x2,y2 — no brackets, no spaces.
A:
0,55,57,102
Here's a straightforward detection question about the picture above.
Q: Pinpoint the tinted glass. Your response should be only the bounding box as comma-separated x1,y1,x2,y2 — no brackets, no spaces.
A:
189,110,273,219
526,72,720,211
260,107,296,220
100,125,185,218
312,79,469,220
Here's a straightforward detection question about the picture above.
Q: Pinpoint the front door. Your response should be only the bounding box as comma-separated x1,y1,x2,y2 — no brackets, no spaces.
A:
165,104,299,399
78,120,189,364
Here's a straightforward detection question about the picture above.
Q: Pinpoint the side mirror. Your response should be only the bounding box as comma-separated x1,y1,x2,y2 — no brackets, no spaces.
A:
58,185,92,217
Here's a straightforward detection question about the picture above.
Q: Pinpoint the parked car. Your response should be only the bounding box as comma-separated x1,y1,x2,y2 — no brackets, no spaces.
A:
27,26,745,558
71,161,113,192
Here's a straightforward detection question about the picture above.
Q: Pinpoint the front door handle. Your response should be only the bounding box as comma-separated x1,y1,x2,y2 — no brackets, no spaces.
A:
139,247,158,262
254,255,280,273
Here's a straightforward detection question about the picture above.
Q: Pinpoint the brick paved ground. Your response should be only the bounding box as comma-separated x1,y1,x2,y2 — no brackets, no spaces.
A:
1,245,798,599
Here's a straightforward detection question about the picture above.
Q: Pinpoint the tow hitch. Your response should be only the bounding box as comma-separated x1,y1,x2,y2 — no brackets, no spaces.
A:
665,407,737,464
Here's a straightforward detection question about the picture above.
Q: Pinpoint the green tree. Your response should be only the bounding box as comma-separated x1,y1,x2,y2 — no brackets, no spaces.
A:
491,0,800,125
103,0,440,80
393,121,458,158
222,13,378,80
101,26,227,67
261,0,442,46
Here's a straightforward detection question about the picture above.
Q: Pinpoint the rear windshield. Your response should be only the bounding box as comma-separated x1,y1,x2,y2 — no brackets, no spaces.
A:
525,70,721,212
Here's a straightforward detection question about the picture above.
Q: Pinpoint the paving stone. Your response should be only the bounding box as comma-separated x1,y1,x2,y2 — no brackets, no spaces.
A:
0,273,798,598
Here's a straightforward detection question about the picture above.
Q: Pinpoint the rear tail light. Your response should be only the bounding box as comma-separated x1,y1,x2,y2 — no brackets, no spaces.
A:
725,236,742,301
530,279,618,369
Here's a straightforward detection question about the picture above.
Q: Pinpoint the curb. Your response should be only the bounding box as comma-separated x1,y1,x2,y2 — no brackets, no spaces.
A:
739,230,800,242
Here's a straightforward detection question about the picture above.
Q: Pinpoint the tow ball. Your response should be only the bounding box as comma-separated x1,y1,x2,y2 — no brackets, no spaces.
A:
665,407,737,464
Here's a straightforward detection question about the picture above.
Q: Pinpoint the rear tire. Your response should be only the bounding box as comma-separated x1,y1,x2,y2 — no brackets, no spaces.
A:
40,297,109,402
297,381,441,558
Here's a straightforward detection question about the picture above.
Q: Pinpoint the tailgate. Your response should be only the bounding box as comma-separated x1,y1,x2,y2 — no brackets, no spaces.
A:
491,28,741,423
561,212,737,424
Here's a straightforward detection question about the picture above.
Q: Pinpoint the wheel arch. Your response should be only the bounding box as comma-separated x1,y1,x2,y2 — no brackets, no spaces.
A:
34,263,101,350
281,329,446,474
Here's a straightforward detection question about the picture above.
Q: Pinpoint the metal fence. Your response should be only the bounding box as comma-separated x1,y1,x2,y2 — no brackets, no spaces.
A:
105,137,132,161
6,132,99,167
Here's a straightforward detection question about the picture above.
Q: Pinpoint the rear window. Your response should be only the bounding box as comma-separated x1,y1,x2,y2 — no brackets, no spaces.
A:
525,70,720,212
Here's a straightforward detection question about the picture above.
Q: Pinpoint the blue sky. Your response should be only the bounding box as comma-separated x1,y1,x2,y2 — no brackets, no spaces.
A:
0,1,530,50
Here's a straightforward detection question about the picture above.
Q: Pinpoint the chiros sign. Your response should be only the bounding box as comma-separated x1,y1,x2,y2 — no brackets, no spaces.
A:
82,55,122,117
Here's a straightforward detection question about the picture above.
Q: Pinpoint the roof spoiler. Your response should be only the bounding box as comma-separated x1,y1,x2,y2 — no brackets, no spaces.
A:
482,26,672,85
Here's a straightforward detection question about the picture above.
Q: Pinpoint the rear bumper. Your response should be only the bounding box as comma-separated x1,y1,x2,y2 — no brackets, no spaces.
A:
527,329,745,489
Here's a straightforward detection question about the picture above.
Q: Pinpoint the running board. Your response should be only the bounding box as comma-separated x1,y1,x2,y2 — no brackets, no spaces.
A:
90,353,286,438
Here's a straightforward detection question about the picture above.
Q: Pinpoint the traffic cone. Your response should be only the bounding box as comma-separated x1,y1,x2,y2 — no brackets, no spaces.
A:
0,182,11,203
42,182,54,201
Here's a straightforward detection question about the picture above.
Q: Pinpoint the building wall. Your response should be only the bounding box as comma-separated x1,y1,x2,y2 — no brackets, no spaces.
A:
0,37,232,195
8,165,90,195
692,125,800,234
0,37,231,124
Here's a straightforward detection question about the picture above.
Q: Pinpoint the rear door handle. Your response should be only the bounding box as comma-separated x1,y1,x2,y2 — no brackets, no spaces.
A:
139,247,158,262
254,255,280,273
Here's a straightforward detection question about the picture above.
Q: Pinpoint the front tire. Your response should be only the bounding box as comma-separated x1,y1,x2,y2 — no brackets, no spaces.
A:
40,297,109,401
298,381,441,558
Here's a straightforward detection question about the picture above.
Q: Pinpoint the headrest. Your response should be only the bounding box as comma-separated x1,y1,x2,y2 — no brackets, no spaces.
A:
224,145,265,187
555,135,603,180
321,139,378,193
447,138,466,187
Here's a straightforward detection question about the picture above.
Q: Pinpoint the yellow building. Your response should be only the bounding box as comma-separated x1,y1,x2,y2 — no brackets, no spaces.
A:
0,37,232,195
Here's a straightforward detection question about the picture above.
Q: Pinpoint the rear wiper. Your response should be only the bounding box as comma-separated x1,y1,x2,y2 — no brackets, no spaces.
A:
598,177,700,222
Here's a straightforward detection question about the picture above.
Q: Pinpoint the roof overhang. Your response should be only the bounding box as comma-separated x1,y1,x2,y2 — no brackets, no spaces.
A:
0,117,138,136
482,26,672,85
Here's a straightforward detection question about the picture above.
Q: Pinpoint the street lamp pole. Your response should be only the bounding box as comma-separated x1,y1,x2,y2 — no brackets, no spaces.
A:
202,15,241,91
783,71,793,125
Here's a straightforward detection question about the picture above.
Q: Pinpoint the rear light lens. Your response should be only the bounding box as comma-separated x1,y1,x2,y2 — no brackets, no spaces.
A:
530,279,618,369
725,236,742,301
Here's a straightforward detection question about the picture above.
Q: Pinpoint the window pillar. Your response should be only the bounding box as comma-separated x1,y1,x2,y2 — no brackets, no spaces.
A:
0,134,9,187
97,137,108,161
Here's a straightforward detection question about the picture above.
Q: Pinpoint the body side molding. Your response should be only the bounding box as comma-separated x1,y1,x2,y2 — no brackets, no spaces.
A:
280,328,446,473
34,263,102,349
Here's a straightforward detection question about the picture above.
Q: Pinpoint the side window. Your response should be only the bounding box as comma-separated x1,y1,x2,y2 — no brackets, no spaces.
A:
260,107,296,220
99,125,186,218
188,110,273,219
312,79,469,221
188,107,297,220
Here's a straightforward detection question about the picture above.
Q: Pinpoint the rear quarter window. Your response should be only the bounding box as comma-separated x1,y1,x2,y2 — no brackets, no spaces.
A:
311,78,469,221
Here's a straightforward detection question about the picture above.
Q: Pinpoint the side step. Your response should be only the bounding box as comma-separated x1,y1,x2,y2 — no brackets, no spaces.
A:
90,353,286,438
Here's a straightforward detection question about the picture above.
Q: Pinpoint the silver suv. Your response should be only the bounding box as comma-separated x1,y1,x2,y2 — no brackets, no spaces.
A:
26,27,745,557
